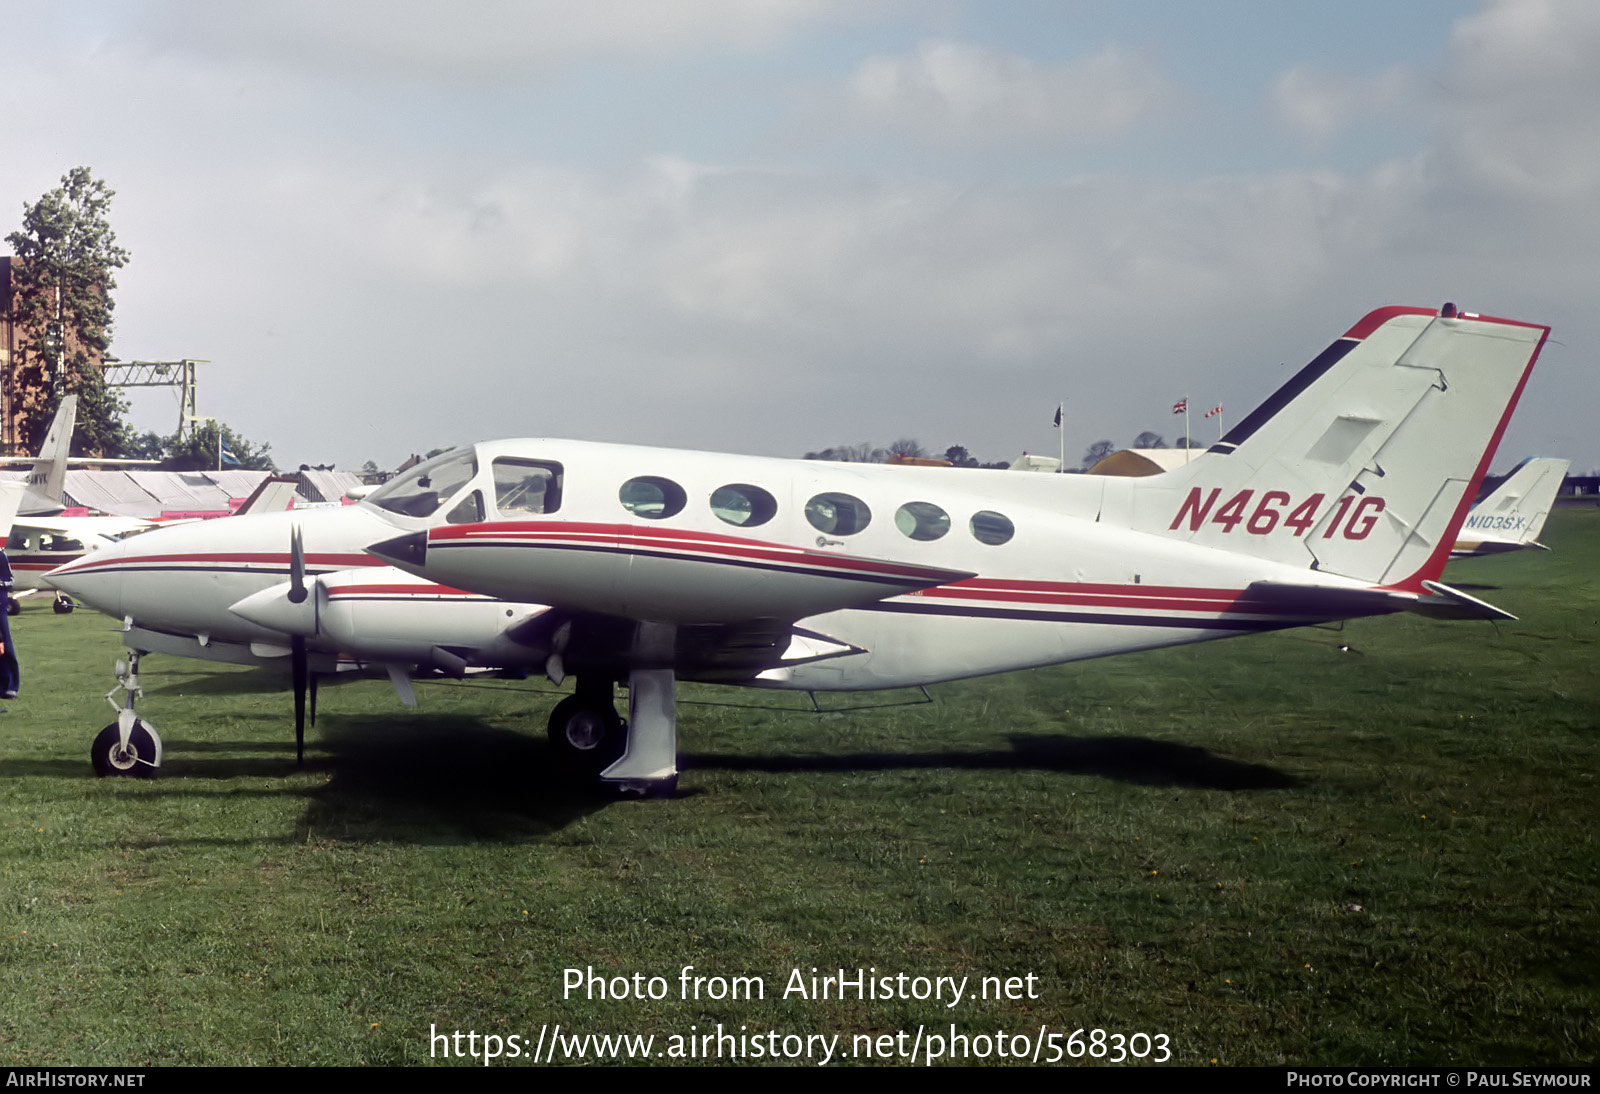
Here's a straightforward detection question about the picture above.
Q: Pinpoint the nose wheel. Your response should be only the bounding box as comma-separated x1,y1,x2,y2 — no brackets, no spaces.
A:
92,652,162,776
91,716,161,777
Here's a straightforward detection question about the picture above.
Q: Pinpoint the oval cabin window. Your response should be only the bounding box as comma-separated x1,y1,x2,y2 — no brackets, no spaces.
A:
805,492,872,536
969,510,1015,546
619,476,688,520
710,484,778,528
895,501,950,541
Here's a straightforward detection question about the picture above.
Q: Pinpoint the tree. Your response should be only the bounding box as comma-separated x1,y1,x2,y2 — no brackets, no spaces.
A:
803,443,875,462
1081,440,1115,468
1132,431,1167,449
128,422,276,472
5,168,132,455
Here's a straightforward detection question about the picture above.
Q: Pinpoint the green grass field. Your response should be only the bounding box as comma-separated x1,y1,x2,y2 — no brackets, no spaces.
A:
2,510,1597,1066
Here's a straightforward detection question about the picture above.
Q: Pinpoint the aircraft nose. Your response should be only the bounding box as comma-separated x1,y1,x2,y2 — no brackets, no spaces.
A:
45,550,123,617
367,531,427,569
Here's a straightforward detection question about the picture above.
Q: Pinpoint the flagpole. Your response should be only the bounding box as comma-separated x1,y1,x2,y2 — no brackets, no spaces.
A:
1184,398,1191,463
1058,398,1065,473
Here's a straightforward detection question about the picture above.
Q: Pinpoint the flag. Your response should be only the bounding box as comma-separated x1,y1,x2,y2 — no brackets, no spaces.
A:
1172,398,1187,414
220,443,241,467
1052,404,1062,428
1204,405,1223,418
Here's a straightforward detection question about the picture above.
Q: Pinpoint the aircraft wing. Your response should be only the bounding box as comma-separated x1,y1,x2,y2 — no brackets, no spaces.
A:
368,521,977,625
18,514,155,541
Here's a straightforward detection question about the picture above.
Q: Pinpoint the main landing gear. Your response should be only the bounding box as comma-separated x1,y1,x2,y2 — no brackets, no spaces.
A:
91,651,163,778
546,622,679,797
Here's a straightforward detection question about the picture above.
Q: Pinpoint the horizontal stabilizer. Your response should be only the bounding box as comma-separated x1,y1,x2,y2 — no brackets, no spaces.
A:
1244,580,1416,619
1412,580,1516,621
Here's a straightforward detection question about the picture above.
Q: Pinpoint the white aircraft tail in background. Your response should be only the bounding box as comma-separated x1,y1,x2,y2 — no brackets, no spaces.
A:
1451,456,1569,558
9,396,78,514
0,481,26,542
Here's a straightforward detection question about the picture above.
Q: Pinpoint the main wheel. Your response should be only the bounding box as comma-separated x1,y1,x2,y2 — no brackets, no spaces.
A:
91,720,160,778
53,596,74,614
5,598,17,616
547,695,626,775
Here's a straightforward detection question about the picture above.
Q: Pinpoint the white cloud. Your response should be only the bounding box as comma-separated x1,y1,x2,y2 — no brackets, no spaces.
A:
1271,64,1414,146
3,1,1597,472
122,0,853,76
847,39,1170,141
1435,0,1600,199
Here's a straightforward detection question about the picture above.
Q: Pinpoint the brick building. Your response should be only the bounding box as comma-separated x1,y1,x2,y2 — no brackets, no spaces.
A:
0,255,105,456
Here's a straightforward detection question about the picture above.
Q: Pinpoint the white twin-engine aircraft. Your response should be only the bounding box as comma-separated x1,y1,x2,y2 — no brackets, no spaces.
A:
49,303,1550,793
1451,456,1569,559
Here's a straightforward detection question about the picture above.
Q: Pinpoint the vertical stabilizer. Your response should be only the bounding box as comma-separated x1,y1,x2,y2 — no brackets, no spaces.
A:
20,396,79,512
0,480,25,541
1452,456,1569,556
1130,306,1549,589
235,476,301,516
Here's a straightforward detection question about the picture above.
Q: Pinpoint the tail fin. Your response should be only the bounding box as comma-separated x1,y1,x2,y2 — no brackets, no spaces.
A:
1130,305,1549,590
23,396,78,507
0,480,25,541
1454,456,1568,555
234,475,301,515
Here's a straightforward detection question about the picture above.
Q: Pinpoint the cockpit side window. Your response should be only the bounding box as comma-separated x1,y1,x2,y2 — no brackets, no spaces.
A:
367,449,479,519
493,459,563,516
446,490,485,525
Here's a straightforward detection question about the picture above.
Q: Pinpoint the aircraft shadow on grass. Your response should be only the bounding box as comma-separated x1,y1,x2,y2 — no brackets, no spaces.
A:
684,734,1301,791
1,722,1297,843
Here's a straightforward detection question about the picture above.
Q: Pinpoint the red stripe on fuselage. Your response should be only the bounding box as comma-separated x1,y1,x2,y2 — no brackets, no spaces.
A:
12,556,84,572
53,551,377,575
433,522,957,582
326,583,487,599
914,579,1296,615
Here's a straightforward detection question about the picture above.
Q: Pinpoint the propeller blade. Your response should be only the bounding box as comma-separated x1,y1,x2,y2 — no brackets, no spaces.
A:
291,634,307,765
288,525,308,604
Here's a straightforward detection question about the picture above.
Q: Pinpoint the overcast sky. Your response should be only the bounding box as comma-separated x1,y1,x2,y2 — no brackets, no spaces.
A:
2,0,1594,474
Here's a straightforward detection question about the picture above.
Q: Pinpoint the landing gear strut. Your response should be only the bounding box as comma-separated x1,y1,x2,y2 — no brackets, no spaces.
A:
92,650,162,777
547,622,679,796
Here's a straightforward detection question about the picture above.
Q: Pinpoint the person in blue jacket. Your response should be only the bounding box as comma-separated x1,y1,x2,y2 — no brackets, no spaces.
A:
0,549,17,702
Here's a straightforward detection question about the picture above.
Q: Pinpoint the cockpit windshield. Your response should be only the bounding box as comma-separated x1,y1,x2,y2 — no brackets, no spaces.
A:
365,448,479,519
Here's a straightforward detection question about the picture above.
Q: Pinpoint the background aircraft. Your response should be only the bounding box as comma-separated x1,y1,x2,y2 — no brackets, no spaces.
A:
2,398,158,612
1,398,300,614
1451,456,1570,558
50,304,1549,793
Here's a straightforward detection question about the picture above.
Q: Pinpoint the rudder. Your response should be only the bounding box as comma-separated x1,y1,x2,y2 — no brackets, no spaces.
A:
1130,305,1550,590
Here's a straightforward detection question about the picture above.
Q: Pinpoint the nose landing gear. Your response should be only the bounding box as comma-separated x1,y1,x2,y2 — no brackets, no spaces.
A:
91,651,162,777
